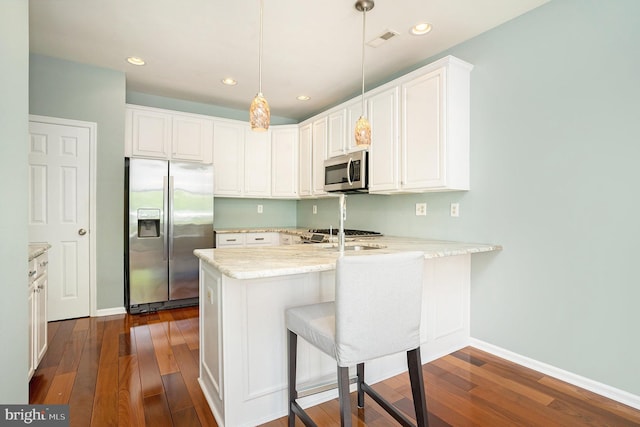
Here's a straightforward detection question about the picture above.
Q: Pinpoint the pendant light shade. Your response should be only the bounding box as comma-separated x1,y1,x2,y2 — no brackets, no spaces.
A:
250,0,270,132
354,0,374,146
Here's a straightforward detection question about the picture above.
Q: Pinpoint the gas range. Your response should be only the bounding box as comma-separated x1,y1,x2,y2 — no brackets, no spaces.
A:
308,229,382,237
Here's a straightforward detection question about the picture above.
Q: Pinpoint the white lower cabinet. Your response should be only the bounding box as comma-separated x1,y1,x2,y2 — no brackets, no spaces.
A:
279,234,302,245
216,232,280,248
28,252,48,380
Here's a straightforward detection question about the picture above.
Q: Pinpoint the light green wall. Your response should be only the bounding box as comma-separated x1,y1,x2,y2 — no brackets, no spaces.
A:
30,54,126,310
298,0,640,396
0,0,29,402
214,198,297,229
127,91,297,125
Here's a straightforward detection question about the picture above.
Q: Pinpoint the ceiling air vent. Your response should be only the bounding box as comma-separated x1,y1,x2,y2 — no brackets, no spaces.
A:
367,29,400,48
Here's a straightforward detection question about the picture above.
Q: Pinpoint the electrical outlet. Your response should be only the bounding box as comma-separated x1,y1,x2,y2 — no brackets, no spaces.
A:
313,205,317,214
450,203,460,217
415,203,427,216
257,204,263,214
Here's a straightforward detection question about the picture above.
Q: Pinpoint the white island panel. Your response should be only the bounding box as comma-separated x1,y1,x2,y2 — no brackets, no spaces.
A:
196,241,486,427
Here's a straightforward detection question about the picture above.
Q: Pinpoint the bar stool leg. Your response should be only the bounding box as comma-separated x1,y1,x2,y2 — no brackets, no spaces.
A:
356,363,365,408
337,366,352,427
407,347,429,427
287,330,298,427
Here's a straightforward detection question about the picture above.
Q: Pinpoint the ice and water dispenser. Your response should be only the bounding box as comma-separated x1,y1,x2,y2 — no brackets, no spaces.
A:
137,208,161,238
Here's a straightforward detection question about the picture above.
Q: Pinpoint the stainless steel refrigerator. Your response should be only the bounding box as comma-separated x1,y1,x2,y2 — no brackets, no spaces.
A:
125,158,214,314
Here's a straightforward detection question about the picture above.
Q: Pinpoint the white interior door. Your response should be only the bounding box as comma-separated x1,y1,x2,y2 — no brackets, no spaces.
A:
29,121,91,321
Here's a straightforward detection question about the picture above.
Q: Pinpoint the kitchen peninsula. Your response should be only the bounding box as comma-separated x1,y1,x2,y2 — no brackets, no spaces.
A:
194,234,500,427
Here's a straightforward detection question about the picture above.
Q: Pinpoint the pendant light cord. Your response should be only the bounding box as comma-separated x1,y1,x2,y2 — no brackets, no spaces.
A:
259,0,264,94
360,8,366,113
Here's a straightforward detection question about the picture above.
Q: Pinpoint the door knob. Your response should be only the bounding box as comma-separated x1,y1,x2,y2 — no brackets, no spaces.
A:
78,228,87,236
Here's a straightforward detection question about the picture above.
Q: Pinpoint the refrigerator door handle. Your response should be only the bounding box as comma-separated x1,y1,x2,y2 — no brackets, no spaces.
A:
163,176,169,261
168,176,175,260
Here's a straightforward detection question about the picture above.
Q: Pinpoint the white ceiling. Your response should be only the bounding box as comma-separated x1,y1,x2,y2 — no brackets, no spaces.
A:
29,0,549,121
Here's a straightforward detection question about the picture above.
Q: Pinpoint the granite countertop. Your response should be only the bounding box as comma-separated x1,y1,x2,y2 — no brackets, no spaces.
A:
215,227,310,235
195,235,501,280
29,243,51,261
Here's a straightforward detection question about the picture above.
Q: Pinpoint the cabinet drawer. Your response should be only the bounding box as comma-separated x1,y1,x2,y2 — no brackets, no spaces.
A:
28,252,49,283
216,233,246,247
245,232,278,246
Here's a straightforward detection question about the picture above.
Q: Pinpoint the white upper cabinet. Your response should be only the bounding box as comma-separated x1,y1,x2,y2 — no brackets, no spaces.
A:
400,56,472,191
368,87,400,192
298,124,313,197
172,114,213,162
312,117,328,196
125,105,213,163
212,119,273,197
244,128,271,197
213,120,244,196
126,107,171,159
346,99,368,153
327,110,346,158
271,126,299,198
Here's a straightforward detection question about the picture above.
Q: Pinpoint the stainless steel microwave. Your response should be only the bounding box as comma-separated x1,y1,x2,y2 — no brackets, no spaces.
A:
324,151,368,193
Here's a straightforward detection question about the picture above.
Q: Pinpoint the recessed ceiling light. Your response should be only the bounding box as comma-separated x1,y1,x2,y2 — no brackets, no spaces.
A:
296,95,310,101
410,22,432,36
221,78,238,86
126,56,146,66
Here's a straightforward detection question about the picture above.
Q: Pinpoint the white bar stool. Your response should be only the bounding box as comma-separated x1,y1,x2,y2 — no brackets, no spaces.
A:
286,251,429,427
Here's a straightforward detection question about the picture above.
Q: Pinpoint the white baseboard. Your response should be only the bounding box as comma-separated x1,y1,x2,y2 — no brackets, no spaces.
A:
93,306,127,317
470,338,640,410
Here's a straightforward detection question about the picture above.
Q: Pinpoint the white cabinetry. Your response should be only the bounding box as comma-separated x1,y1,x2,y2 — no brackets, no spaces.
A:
280,234,302,245
216,232,279,248
298,124,313,197
125,105,213,163
312,117,328,196
28,251,48,380
212,120,271,197
271,126,299,198
400,57,472,191
327,110,346,158
244,129,271,197
368,87,400,192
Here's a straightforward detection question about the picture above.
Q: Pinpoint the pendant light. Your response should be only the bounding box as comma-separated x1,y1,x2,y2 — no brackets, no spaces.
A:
250,0,270,132
354,0,374,146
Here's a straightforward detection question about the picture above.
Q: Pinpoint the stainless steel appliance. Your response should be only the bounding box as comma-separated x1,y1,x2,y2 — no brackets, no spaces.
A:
324,151,368,193
125,158,214,314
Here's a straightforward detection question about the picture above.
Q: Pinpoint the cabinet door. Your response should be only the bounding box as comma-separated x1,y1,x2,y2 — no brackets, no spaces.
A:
245,232,278,246
28,284,35,380
271,126,299,198
368,87,399,192
172,115,213,163
346,100,368,153
35,275,47,365
213,121,244,196
327,110,346,158
401,68,445,190
298,124,313,197
244,129,271,197
131,109,172,159
312,117,328,196
216,233,245,247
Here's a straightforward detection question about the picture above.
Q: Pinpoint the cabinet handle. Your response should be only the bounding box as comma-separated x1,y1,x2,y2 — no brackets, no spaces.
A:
40,261,48,267
38,284,44,290
29,270,37,277
227,239,236,242
254,237,265,241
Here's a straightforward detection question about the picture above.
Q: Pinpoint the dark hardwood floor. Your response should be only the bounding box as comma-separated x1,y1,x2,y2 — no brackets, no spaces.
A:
30,307,640,426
